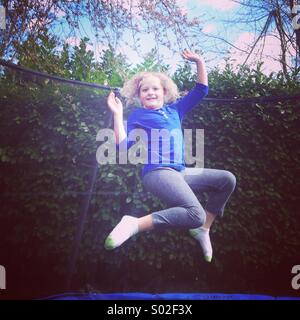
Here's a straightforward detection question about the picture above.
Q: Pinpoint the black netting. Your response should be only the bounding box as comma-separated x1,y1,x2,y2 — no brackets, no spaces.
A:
1,61,300,299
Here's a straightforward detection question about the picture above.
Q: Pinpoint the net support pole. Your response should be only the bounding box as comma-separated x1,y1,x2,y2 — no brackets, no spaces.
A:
65,111,113,290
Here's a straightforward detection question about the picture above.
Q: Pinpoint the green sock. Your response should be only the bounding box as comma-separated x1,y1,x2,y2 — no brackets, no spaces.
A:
189,227,213,262
105,215,139,250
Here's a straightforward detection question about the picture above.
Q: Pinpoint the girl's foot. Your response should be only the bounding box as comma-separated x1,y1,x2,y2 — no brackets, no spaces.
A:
189,227,213,262
104,215,139,250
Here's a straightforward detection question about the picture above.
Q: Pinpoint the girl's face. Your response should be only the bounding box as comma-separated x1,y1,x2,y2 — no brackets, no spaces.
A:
138,76,165,110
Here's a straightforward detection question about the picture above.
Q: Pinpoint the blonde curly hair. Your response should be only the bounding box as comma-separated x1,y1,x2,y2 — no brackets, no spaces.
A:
120,72,179,107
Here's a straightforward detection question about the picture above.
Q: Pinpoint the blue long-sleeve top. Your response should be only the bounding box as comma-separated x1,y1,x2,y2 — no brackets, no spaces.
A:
120,83,208,177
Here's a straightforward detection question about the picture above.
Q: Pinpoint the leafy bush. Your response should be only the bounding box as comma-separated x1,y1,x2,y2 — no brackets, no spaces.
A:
1,42,299,298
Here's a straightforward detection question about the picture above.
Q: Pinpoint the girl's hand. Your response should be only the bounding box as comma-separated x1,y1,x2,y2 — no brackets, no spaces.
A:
107,91,123,116
181,50,204,63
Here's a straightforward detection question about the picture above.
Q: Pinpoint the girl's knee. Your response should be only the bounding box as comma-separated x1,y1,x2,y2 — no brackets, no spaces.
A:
222,170,236,191
187,205,206,228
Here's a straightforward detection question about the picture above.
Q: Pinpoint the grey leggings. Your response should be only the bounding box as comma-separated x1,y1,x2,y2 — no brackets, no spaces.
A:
142,167,236,230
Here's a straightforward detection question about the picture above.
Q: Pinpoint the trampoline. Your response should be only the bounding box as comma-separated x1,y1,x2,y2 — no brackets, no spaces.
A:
41,292,300,300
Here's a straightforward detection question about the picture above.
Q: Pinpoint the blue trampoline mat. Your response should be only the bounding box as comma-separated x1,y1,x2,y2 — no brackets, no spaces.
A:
43,292,300,300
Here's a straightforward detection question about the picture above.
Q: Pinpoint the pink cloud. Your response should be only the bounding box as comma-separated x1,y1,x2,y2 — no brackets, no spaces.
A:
103,0,141,18
52,7,66,18
201,0,239,11
27,17,49,32
65,37,109,61
202,24,216,33
176,0,189,15
65,37,81,47
219,32,296,74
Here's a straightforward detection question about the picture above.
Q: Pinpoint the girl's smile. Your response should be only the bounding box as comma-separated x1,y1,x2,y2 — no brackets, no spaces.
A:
139,75,165,110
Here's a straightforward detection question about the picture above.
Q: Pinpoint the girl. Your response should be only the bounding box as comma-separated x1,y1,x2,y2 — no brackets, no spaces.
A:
104,50,236,262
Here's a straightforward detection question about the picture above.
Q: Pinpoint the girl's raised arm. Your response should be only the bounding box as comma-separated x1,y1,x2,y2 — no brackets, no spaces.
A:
181,50,208,86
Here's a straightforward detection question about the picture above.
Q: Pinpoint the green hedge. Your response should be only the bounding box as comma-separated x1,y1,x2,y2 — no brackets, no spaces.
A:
1,62,299,298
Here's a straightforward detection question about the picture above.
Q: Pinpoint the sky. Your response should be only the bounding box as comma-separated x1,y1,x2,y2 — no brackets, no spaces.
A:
59,0,296,75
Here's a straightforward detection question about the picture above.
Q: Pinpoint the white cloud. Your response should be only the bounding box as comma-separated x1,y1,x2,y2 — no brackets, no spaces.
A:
117,43,143,66
87,43,109,61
